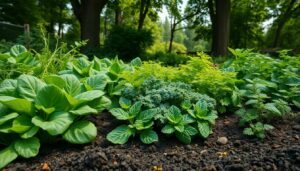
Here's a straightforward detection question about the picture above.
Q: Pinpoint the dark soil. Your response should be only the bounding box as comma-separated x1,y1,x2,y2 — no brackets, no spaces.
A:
6,112,300,171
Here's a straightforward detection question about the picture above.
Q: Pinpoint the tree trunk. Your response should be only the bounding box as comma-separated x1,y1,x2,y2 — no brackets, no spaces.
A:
211,0,230,57
168,18,176,53
71,0,108,51
272,0,296,48
115,6,122,26
138,0,150,30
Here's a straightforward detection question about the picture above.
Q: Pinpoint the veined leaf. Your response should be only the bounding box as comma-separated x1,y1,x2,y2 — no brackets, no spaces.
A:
0,96,34,115
161,124,175,134
0,112,19,125
60,74,81,96
17,75,46,100
74,90,104,103
129,101,142,117
70,105,98,116
166,106,182,124
32,112,75,135
63,121,97,144
0,79,17,96
107,125,134,144
0,145,18,169
175,131,191,144
109,108,130,120
198,121,211,138
140,129,158,144
14,137,40,158
43,75,66,89
10,115,33,133
35,85,71,112
119,97,131,109
85,74,108,91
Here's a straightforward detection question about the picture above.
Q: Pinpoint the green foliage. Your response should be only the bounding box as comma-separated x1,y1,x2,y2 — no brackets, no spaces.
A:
243,122,274,139
144,52,190,66
107,101,158,144
0,74,111,168
105,26,154,60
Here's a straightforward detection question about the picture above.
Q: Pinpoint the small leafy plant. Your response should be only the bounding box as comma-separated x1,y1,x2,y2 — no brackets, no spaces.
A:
243,122,274,139
161,106,197,144
107,98,158,144
0,74,111,169
187,100,218,138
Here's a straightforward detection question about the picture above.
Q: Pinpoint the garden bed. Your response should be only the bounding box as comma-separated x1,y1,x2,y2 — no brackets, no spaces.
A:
7,112,300,171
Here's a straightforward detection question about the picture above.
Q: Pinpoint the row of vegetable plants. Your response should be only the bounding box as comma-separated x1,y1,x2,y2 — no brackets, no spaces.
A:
0,45,299,168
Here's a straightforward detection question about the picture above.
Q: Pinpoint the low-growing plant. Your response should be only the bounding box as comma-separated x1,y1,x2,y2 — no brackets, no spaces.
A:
243,122,274,139
107,99,158,144
161,106,197,144
0,74,111,168
187,100,218,138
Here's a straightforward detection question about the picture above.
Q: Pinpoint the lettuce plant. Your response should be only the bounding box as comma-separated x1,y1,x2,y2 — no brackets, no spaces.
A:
161,106,197,144
0,74,111,169
107,98,158,144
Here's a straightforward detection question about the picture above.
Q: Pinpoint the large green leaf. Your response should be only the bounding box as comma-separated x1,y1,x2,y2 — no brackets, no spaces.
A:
63,121,97,144
32,112,75,135
195,100,208,117
89,96,112,111
129,101,142,117
70,105,98,116
35,85,71,112
140,129,158,144
43,75,66,89
10,45,27,57
264,103,281,116
109,108,130,120
0,96,34,115
17,75,46,100
198,121,211,138
0,79,17,96
14,137,40,158
136,109,157,123
0,113,19,125
130,57,142,67
10,115,33,133
0,145,18,169
107,125,134,144
161,124,175,134
74,90,104,103
184,125,198,136
60,74,81,96
21,126,39,139
85,74,108,91
166,106,182,124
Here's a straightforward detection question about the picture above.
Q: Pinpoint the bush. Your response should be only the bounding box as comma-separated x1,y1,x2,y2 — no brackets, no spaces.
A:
104,26,154,61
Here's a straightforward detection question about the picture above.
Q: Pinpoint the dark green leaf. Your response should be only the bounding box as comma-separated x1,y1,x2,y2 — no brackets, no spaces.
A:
107,125,134,144
14,137,40,158
63,121,97,144
140,129,158,144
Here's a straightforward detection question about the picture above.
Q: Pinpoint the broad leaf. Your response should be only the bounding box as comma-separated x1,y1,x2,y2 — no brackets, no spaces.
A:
0,113,19,125
10,115,33,133
174,124,185,132
161,124,175,134
119,97,131,109
89,96,112,111
109,108,129,120
166,106,182,124
14,137,40,158
35,85,71,112
21,126,39,139
32,112,75,135
184,125,198,136
0,146,18,169
198,121,210,138
129,101,142,117
74,90,104,103
10,45,26,57
130,57,142,67
63,121,97,144
17,75,46,100
140,129,158,144
60,74,81,96
70,105,98,116
264,103,281,115
136,109,157,123
0,96,34,115
43,75,66,89
85,74,108,91
107,125,134,144
0,79,17,96
195,100,208,116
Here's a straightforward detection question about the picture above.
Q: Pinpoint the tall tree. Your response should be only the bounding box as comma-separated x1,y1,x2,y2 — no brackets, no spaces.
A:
272,0,300,47
70,0,108,50
209,0,231,56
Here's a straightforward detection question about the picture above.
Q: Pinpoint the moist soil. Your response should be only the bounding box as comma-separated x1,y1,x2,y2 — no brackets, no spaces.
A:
6,112,300,171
